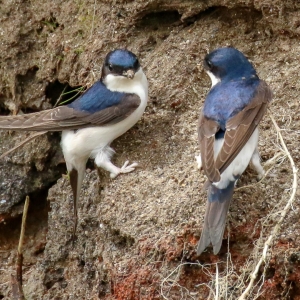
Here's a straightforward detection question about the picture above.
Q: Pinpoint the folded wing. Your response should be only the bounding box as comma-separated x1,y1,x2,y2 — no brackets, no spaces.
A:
215,80,272,174
0,94,141,131
198,80,272,180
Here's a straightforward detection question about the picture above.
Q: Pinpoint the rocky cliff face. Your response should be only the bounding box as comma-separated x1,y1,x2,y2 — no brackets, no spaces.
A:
0,0,300,299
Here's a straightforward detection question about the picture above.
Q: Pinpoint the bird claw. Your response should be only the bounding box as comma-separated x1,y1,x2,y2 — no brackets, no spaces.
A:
256,169,265,181
195,155,202,169
110,161,138,178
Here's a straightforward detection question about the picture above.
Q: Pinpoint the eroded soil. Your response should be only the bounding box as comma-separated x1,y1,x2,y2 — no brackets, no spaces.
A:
0,1,300,299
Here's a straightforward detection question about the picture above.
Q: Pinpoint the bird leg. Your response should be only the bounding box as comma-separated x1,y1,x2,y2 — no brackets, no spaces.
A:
98,159,138,179
94,147,138,179
250,148,265,180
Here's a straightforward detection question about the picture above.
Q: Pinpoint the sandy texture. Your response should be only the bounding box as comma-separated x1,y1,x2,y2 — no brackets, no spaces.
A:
0,0,300,299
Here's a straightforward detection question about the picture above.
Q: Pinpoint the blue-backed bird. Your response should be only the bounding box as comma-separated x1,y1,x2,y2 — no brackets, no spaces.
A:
196,47,272,255
0,49,148,238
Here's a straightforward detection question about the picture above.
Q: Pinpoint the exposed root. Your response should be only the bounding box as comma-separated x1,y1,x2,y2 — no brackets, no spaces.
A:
0,131,46,159
238,111,298,299
11,196,30,300
157,110,297,300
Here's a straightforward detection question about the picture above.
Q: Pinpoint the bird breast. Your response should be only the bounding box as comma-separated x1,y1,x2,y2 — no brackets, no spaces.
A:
61,69,148,164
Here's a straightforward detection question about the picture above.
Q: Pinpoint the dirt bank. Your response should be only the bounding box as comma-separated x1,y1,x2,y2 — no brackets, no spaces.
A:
0,0,299,299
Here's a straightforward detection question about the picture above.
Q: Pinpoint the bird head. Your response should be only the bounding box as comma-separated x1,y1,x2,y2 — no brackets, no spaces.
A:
101,49,140,81
203,47,257,87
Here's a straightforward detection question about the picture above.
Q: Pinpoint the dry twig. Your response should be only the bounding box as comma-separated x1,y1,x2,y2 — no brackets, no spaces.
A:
238,112,298,300
11,196,30,300
0,132,46,160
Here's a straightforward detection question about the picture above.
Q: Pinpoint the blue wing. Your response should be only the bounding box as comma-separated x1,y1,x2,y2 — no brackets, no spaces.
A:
203,77,260,129
67,81,126,113
0,81,141,131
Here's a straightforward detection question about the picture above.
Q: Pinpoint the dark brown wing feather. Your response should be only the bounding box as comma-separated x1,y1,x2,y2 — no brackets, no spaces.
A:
198,114,221,183
0,94,141,131
80,94,141,125
215,80,272,174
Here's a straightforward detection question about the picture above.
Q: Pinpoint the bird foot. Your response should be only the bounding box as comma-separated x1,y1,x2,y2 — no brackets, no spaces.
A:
110,161,138,179
256,169,265,181
195,155,202,169
62,172,70,179
250,148,265,181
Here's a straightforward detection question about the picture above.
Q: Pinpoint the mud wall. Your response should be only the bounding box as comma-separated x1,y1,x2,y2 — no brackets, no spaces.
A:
0,0,300,299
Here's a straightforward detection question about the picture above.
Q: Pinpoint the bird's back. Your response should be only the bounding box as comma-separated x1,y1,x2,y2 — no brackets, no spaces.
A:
203,77,260,128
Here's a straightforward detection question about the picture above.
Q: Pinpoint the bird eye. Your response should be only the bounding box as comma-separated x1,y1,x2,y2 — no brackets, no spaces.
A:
108,64,113,71
206,59,213,68
134,59,140,69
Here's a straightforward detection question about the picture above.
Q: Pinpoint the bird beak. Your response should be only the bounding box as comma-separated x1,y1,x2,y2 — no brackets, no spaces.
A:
124,69,135,79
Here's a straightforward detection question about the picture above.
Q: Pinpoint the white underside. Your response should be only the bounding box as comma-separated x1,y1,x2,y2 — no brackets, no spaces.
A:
206,70,220,88
61,68,148,175
213,128,259,189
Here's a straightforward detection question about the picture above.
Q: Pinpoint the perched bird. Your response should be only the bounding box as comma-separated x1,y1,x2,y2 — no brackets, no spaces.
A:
196,47,272,255
0,49,148,237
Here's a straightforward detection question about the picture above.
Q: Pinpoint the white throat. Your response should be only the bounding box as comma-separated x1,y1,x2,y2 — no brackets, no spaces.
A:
206,70,220,88
103,68,148,101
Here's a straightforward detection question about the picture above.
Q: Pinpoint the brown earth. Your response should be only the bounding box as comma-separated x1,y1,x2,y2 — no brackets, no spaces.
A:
0,0,300,299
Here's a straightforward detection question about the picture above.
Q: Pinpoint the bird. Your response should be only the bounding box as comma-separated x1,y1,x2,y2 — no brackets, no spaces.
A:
196,47,272,255
0,49,148,238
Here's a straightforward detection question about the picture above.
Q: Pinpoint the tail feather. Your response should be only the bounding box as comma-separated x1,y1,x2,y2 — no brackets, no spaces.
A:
0,111,54,131
197,181,235,255
69,166,86,240
0,106,82,131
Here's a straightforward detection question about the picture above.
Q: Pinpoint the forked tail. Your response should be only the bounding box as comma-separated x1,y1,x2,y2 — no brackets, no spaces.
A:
197,181,235,255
